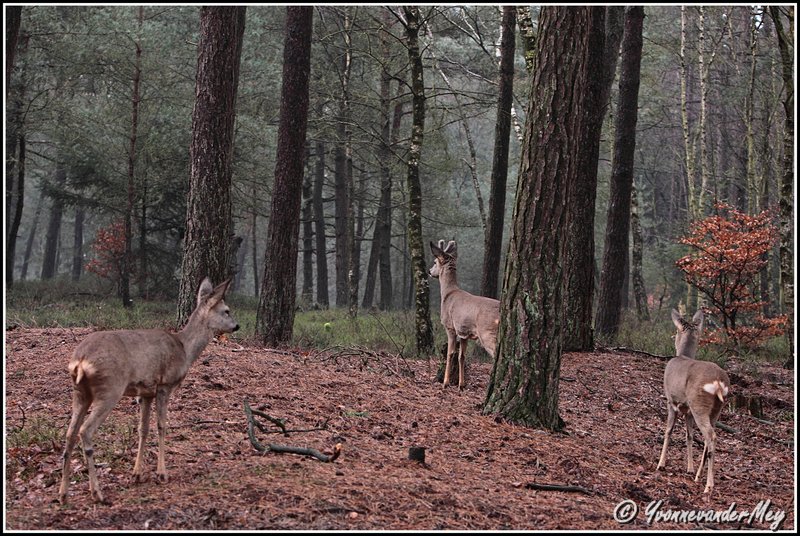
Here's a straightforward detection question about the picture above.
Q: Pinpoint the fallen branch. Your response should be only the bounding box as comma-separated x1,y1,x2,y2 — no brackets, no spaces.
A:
599,346,671,361
244,400,341,463
714,421,737,434
525,482,592,494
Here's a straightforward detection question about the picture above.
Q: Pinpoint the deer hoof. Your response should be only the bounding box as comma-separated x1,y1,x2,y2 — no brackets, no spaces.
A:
133,472,149,484
92,490,109,505
157,473,169,483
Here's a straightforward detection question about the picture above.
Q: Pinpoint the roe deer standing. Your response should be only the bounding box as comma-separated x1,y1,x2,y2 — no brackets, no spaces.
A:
59,277,239,504
657,308,730,494
429,240,500,389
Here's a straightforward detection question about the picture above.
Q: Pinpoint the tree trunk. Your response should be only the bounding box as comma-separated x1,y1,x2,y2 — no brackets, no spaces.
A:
516,6,536,73
769,6,794,367
177,6,246,325
483,7,599,431
255,6,313,346
349,172,364,317
302,142,314,304
21,191,42,282
481,6,516,300
630,180,649,321
41,160,66,280
382,80,406,310
403,6,434,355
562,6,624,351
139,172,148,298
7,131,25,287
595,6,644,339
71,206,84,281
121,6,143,308
5,5,21,98
313,136,329,307
334,9,354,308
363,24,395,311
250,189,259,297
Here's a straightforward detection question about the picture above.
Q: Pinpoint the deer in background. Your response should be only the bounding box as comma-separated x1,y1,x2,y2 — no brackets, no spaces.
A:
657,308,730,494
429,240,500,389
59,278,239,504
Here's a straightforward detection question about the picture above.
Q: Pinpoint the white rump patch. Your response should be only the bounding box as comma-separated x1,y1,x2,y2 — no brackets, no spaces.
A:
702,380,727,397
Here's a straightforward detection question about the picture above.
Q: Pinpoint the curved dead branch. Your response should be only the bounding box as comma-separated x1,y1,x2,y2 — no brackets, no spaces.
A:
243,399,342,463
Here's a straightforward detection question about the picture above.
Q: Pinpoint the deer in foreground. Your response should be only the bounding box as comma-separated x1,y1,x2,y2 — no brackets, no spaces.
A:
657,308,730,494
59,277,239,504
429,240,500,389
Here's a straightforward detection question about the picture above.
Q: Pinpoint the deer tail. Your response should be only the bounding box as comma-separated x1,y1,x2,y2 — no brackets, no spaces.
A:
69,359,85,384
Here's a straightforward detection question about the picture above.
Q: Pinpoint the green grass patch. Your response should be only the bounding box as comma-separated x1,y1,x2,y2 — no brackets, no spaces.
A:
6,280,427,353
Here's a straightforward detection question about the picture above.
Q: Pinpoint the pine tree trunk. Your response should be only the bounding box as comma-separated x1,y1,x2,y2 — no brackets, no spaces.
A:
630,180,649,321
313,137,329,307
71,206,84,281
121,6,142,308
7,132,24,287
595,6,644,339
769,6,794,367
481,6,516,300
562,6,624,351
403,6,434,355
21,191,42,282
5,5,21,98
362,39,394,310
483,7,599,431
302,142,314,304
250,190,259,297
177,6,246,325
255,6,313,346
334,9,354,308
41,161,66,280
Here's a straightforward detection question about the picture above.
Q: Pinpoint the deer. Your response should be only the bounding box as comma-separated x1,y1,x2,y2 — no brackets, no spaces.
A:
58,277,239,505
429,240,500,390
656,308,730,494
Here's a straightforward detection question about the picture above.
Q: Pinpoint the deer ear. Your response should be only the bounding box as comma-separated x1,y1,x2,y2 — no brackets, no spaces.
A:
208,278,232,307
430,241,444,258
444,240,457,257
671,309,682,330
197,277,214,306
692,309,704,332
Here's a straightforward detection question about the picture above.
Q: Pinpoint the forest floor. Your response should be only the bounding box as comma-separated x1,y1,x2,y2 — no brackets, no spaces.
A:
4,327,795,531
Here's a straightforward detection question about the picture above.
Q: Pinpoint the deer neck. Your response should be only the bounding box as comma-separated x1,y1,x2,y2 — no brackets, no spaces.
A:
176,308,216,364
438,265,461,301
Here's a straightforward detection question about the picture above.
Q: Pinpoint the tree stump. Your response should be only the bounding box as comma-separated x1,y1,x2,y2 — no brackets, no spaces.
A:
408,446,426,464
734,394,764,419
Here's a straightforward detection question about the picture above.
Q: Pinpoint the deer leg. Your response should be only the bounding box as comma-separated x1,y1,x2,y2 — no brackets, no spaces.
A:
657,403,676,471
59,389,91,504
457,338,468,390
155,388,172,482
132,396,153,483
694,414,716,494
443,331,457,388
685,412,695,474
78,394,121,504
